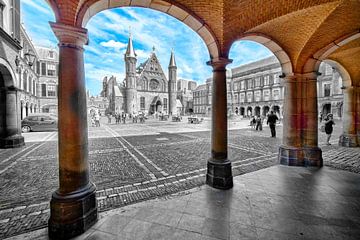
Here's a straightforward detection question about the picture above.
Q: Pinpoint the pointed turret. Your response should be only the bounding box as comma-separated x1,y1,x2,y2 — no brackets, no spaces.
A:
169,50,177,68
168,50,177,115
125,33,136,58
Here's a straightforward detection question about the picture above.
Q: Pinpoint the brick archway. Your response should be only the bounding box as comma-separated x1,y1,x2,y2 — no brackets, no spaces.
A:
76,0,220,59
229,33,294,76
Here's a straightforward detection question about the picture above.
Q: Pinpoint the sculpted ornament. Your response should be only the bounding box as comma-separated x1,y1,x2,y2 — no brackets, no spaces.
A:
149,79,159,90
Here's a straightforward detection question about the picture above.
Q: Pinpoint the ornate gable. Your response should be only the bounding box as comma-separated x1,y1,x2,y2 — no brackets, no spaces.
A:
137,52,168,92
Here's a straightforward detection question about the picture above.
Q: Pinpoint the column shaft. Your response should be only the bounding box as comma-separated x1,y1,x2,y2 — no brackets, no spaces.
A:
279,74,322,167
206,58,233,190
48,22,97,240
339,86,360,146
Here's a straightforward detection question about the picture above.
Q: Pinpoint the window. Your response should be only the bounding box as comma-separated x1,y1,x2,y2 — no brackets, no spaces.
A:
273,74,279,84
240,81,245,90
10,0,20,41
41,62,46,76
324,84,331,97
48,85,56,96
163,98,167,111
255,77,261,87
140,97,145,110
23,72,27,91
48,51,54,59
263,75,270,86
0,2,4,29
29,77,32,93
41,84,47,97
247,79,253,88
36,61,40,75
47,64,56,76
33,81,36,96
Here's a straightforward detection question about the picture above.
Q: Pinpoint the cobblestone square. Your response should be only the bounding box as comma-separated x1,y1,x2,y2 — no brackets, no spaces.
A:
0,118,358,239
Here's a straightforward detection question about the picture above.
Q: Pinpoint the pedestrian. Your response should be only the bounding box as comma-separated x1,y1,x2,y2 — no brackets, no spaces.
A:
255,115,262,131
267,111,278,137
95,114,100,127
324,113,335,145
122,112,126,124
107,114,112,124
250,116,256,129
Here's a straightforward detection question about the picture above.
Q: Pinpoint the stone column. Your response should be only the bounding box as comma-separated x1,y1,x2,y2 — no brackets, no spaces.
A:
206,58,233,189
339,86,360,147
279,73,322,167
0,86,24,148
48,22,97,239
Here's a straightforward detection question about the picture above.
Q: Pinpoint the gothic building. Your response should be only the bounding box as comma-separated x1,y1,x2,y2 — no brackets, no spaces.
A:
100,35,196,115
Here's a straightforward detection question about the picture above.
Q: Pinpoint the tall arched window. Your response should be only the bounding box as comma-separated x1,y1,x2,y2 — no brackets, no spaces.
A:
140,97,145,110
23,72,27,91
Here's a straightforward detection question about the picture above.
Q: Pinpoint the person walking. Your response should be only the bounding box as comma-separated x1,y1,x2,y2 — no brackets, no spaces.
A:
267,111,278,137
324,113,335,145
255,115,262,131
94,114,100,127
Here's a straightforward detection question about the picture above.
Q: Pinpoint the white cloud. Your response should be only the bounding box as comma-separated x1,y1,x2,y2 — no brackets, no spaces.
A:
22,0,53,15
100,40,127,49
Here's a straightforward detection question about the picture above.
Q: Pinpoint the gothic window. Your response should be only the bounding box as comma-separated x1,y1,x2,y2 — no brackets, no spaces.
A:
163,98,167,111
324,84,331,97
140,97,145,110
23,72,27,91
29,77,32,93
149,79,159,90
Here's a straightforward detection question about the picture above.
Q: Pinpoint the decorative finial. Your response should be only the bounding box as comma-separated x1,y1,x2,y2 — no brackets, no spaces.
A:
152,46,156,52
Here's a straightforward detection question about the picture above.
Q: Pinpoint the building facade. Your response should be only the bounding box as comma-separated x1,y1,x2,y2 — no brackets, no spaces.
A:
99,35,197,116
35,46,59,115
194,56,343,119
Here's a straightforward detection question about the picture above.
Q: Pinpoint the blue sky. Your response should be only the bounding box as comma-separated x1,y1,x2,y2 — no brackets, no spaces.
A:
21,0,273,95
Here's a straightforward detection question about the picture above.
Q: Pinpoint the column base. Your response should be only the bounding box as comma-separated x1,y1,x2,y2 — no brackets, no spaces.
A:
206,159,233,190
48,183,98,240
279,145,323,167
339,134,359,147
0,134,25,148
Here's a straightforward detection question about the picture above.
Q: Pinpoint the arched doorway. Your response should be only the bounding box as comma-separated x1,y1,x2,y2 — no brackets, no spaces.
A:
254,106,261,116
322,103,331,116
247,106,253,116
240,107,245,116
263,106,270,116
155,100,162,113
0,62,24,148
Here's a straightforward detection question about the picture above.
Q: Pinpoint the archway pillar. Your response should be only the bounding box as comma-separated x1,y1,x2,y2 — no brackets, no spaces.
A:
206,58,233,190
0,86,24,148
48,22,97,239
279,73,322,167
339,86,360,147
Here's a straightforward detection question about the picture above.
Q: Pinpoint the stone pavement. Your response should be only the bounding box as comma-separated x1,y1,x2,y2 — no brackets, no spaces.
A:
7,165,360,240
0,118,358,239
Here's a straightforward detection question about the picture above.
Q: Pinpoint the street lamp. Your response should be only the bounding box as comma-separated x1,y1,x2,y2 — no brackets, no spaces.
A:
24,50,36,67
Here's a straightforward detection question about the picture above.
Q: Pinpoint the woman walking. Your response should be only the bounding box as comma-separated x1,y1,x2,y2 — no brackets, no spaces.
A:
324,113,335,145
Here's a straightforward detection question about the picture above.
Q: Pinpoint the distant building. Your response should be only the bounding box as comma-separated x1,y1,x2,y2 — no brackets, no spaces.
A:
98,35,197,116
35,46,59,114
194,56,343,119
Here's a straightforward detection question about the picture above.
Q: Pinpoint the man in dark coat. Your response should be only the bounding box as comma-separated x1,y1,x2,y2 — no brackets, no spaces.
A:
267,111,279,137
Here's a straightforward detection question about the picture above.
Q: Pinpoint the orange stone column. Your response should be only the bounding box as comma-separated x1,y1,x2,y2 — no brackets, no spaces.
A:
206,58,233,189
339,86,360,147
48,23,97,239
279,73,322,166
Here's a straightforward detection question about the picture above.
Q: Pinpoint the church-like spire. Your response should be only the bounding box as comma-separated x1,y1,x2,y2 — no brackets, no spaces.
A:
169,50,176,67
125,32,136,58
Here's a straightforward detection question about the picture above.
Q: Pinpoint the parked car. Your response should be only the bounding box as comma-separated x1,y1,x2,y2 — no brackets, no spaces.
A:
21,114,58,133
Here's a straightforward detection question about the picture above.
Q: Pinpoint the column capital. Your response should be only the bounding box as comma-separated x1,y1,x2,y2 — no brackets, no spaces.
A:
207,57,232,71
50,22,88,49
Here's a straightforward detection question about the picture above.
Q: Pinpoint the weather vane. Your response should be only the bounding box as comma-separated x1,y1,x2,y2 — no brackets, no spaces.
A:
152,46,156,52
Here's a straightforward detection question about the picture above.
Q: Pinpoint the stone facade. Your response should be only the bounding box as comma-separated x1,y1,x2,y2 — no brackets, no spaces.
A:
99,36,197,116
194,57,343,119
35,46,59,115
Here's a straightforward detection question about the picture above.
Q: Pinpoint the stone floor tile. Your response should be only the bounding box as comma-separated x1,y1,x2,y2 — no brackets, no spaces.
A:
229,210,253,226
95,214,132,235
85,231,117,240
256,228,301,240
229,222,257,240
142,223,175,240
201,218,229,240
122,218,152,234
177,213,206,233
151,209,183,227
169,229,202,240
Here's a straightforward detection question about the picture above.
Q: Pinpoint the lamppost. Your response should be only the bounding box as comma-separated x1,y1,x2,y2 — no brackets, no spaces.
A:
24,50,36,67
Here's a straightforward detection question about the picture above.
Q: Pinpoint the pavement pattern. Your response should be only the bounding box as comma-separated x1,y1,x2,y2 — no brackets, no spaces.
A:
0,118,358,239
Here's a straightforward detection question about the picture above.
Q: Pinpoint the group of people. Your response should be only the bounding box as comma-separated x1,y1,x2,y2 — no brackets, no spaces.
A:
250,111,279,137
107,112,146,125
